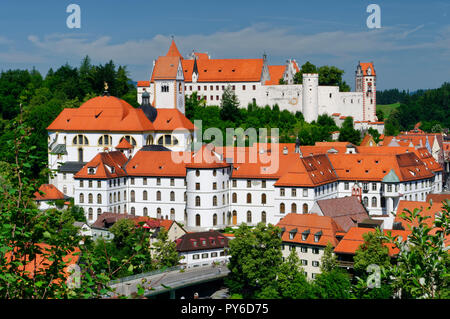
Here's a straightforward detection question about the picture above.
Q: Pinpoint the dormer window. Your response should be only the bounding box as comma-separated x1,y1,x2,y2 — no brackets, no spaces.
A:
302,229,310,241
314,231,322,242
289,228,297,240
88,167,95,175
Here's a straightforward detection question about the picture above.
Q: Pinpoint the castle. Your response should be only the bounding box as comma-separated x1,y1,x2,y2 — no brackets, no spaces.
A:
137,40,383,133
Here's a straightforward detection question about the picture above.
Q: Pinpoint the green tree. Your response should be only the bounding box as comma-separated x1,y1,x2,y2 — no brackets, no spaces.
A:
277,250,312,299
320,242,338,273
151,227,180,268
338,117,361,145
379,201,450,298
225,223,283,298
220,85,241,123
312,268,351,299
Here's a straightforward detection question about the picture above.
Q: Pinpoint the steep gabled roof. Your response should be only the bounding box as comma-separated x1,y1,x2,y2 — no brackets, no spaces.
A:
265,65,286,85
34,184,66,201
151,56,182,81
176,231,229,252
74,151,128,179
151,108,195,131
166,39,183,59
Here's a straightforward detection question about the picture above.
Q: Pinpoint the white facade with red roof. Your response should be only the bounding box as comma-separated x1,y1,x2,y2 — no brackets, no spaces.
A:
138,40,380,126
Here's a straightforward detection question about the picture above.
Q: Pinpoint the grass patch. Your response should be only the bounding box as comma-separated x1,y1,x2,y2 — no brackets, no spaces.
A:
377,102,400,118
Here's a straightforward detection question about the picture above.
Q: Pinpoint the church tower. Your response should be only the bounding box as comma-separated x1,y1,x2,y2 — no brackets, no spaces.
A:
151,40,185,114
356,62,376,122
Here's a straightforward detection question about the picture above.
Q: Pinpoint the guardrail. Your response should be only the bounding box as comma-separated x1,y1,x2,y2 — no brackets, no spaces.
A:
108,265,182,285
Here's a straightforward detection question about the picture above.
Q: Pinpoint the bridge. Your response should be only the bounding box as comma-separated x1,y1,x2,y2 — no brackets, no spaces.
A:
108,264,230,298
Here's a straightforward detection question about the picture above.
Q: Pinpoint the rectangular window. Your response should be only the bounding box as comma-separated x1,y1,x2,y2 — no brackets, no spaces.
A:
344,182,349,190
211,252,218,258
262,180,266,188
301,260,308,266
312,248,320,254
157,178,161,186
97,181,101,188
143,178,147,185
170,178,175,186
291,189,296,197
301,247,307,253
80,180,84,188
312,261,319,267
202,253,208,259
280,188,285,196
242,85,246,90
88,180,92,188
196,183,200,190
252,85,256,90
247,180,251,188
233,180,237,188
131,178,135,185
193,254,199,260
213,182,217,190
210,85,213,90
303,189,308,197
372,183,377,191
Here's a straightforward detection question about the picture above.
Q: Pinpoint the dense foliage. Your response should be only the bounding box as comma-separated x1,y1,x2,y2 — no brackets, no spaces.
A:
382,83,449,135
0,57,136,183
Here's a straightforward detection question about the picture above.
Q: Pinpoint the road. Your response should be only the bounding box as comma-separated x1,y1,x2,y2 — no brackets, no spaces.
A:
108,265,230,298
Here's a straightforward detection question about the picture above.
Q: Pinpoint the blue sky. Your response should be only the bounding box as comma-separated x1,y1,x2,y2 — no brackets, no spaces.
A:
0,0,449,91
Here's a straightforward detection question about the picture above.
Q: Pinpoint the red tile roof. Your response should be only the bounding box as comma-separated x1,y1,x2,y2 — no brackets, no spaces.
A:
47,96,155,132
151,108,195,131
166,39,183,59
137,81,150,87
185,144,230,169
265,65,286,85
334,227,410,256
276,213,343,247
176,230,229,252
34,184,65,201
151,56,182,81
359,62,376,76
74,151,128,179
181,58,264,82
125,150,187,177
115,138,133,150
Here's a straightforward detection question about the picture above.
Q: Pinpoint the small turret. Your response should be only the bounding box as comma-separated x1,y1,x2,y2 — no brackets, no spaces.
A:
140,88,157,122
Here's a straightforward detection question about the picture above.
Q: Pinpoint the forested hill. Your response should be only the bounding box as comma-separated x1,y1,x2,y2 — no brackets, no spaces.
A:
383,82,449,135
0,56,137,184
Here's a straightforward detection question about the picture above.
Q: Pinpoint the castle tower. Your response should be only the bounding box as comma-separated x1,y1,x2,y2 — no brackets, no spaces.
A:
356,62,376,122
302,73,319,123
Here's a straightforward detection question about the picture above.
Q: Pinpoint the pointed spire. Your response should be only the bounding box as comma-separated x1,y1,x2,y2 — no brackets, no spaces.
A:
166,37,183,59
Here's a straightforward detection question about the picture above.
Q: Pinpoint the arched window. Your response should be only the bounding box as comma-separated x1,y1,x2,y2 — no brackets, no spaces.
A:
157,134,179,146
291,203,297,213
213,214,217,226
97,194,102,204
371,197,377,207
196,214,201,227
303,203,308,214
213,196,217,206
88,208,93,220
261,193,266,204
363,196,369,207
232,193,237,203
98,135,112,146
280,203,285,214
97,208,101,216
157,208,161,219
88,193,93,204
143,207,148,217
109,193,112,203
143,190,147,201
73,134,89,145
146,135,154,145
247,193,252,204
79,193,84,203
170,191,175,201
131,207,135,215
131,190,135,202
157,191,161,201
113,192,116,203
195,196,201,207
261,211,267,224
170,208,175,220
118,192,120,201
247,211,252,224
120,135,137,146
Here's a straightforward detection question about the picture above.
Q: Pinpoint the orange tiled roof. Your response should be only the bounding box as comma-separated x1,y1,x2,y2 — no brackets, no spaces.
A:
137,81,150,87
125,150,187,177
265,65,286,85
74,151,128,179
276,213,343,247
34,184,65,201
166,39,183,59
414,147,443,172
151,108,195,131
334,227,410,256
115,138,133,150
47,96,155,132
151,56,182,81
193,52,209,60
181,58,264,82
4,243,80,280
185,144,230,169
359,62,376,76
328,152,434,182
133,216,175,231
395,200,448,230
